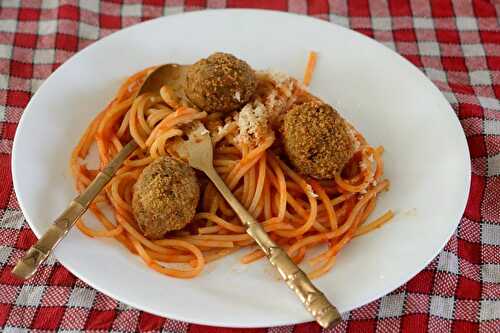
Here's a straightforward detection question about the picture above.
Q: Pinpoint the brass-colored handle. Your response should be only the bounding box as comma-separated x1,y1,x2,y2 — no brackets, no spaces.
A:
12,140,138,280
205,167,341,329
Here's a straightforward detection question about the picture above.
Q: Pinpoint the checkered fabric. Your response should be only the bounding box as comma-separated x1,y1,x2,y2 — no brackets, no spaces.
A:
0,0,498,332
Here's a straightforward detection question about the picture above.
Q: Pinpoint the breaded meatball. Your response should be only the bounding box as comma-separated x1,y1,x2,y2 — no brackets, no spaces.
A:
132,157,200,239
186,52,257,113
282,101,355,179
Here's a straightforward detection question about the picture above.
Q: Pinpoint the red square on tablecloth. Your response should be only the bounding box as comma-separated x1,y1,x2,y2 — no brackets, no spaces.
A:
473,1,497,17
436,29,460,43
10,60,33,79
18,8,40,21
347,320,376,333
452,320,479,333
138,312,165,332
14,33,37,49
406,270,435,294
55,33,78,51
227,0,287,10
457,239,482,265
58,4,79,21
307,0,328,16
465,174,485,221
14,229,36,250
393,29,417,42
99,14,121,29
442,56,468,72
85,310,116,331
456,276,481,299
431,0,454,17
346,0,369,16
387,0,411,16
293,322,322,333
0,304,10,327
467,135,486,158
401,314,428,333
189,325,267,333
48,265,77,286
32,307,66,330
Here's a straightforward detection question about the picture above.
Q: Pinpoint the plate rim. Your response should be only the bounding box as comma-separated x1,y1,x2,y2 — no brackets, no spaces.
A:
11,9,471,328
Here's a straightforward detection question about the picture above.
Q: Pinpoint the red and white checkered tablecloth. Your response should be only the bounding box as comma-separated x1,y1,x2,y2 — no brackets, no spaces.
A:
0,1,499,332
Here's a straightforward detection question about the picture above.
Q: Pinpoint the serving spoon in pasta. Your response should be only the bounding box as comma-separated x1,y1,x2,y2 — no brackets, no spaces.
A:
13,62,341,329
12,63,187,280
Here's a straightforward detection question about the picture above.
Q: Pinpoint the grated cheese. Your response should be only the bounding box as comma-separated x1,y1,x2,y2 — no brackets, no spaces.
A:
237,101,269,144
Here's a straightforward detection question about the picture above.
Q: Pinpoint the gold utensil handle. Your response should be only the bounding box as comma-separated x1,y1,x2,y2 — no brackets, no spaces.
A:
12,140,138,280
206,168,341,329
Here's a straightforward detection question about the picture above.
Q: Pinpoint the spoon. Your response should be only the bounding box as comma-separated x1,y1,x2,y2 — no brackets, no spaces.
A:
12,64,187,280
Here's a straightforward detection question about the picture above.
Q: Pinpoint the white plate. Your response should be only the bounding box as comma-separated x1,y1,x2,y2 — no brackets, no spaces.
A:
12,10,470,328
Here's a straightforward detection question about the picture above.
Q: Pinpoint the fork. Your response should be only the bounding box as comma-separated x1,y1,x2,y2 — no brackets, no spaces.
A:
175,122,341,329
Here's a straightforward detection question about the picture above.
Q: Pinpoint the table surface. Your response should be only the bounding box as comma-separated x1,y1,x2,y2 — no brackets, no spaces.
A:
0,1,499,332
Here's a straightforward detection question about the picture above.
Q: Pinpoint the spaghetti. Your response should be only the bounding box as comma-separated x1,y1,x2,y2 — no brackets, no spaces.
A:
71,56,392,279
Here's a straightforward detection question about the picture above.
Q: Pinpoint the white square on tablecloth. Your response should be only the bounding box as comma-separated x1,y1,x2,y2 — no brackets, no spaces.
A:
425,68,447,83
0,20,17,33
0,44,12,60
430,295,454,320
470,70,492,85
485,120,500,136
33,49,55,64
0,210,25,229
481,264,500,283
378,293,405,318
437,251,459,274
481,223,500,244
122,4,142,17
67,287,96,308
15,285,46,306
456,17,478,31
413,17,434,29
480,300,500,321
478,96,500,110
38,20,57,35
418,41,441,56
79,22,99,40
461,44,485,57
1,0,19,7
443,91,458,105
330,14,349,28
0,246,12,264
80,1,99,13
372,17,392,30
163,6,184,16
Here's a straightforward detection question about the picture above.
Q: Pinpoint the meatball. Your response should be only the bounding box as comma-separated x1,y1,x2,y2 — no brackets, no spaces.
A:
282,101,356,179
185,52,257,113
132,157,200,239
